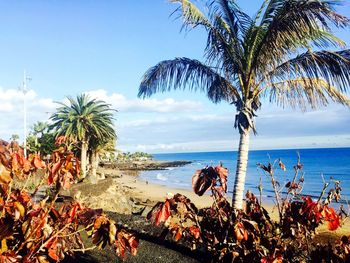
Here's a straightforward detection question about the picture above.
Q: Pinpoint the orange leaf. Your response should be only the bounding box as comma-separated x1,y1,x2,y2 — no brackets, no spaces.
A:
279,159,286,171
174,227,182,241
23,159,32,173
11,154,20,171
0,164,12,184
14,202,25,219
234,222,248,242
47,239,59,261
33,156,46,169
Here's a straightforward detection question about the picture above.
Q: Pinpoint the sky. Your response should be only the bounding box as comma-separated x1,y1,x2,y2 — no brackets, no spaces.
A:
0,0,349,153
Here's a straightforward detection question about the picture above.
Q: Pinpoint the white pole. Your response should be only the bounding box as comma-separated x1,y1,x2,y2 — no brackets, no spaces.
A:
21,70,30,158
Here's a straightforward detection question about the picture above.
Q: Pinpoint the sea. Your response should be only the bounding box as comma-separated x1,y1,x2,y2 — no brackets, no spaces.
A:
140,147,350,205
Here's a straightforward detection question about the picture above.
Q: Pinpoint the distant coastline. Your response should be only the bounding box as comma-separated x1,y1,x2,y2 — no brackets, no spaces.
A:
150,146,350,156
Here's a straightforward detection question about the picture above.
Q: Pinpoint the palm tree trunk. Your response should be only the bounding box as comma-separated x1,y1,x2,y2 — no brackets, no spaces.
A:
232,128,251,210
80,141,88,179
90,151,99,184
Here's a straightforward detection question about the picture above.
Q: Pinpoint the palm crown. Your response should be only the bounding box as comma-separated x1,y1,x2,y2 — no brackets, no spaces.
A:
138,0,350,209
50,94,115,143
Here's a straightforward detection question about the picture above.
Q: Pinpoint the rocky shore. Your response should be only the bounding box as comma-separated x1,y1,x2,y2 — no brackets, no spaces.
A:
100,159,192,171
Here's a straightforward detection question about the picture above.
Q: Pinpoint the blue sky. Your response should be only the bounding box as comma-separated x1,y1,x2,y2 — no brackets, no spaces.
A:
0,0,349,153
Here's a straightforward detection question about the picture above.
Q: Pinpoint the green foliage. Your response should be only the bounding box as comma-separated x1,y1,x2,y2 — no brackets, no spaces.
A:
116,151,153,161
26,121,56,157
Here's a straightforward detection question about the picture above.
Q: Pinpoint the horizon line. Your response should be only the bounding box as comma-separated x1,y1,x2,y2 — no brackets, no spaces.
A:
150,145,350,155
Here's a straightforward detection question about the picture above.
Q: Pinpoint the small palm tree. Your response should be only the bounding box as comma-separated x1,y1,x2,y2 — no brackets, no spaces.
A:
138,0,350,209
50,94,116,179
29,121,48,155
10,134,19,142
89,138,117,183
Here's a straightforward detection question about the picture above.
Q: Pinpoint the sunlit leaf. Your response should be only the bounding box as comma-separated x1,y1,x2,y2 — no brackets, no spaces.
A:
155,200,171,226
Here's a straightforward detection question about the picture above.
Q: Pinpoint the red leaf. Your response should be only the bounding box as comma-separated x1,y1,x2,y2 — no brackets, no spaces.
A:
189,226,200,239
192,167,216,196
55,136,66,146
0,252,22,263
155,200,171,226
51,161,62,176
22,159,31,173
62,172,73,189
215,165,228,193
322,206,341,231
115,231,138,259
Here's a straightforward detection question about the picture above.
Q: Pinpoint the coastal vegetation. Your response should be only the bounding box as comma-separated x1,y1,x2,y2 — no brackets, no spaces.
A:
138,0,350,209
0,138,137,262
1,1,350,262
147,159,347,262
116,151,153,162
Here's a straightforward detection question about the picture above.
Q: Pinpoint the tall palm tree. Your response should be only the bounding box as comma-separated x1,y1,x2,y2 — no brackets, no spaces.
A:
138,0,350,209
50,94,116,179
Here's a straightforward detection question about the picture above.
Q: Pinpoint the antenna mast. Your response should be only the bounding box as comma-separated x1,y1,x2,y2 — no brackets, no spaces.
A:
19,70,31,158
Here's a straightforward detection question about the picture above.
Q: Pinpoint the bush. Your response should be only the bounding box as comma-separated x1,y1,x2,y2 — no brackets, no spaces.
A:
147,158,348,262
0,138,138,262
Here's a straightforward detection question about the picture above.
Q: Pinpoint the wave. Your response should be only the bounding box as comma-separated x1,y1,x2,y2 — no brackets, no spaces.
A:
156,173,167,181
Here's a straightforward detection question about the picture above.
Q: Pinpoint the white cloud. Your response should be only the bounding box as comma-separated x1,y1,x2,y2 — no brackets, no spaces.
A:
85,89,201,113
128,139,239,153
0,87,55,141
0,86,348,153
0,102,14,112
0,87,203,143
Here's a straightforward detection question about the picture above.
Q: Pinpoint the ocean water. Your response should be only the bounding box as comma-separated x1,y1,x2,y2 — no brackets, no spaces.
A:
140,148,350,204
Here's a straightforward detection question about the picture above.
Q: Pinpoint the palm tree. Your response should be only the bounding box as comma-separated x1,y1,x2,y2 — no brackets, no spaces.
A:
10,134,19,142
138,0,350,209
50,94,116,179
30,121,48,155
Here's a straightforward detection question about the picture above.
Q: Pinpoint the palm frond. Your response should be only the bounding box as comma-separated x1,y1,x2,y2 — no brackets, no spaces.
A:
267,78,350,110
170,0,211,28
250,0,350,75
268,50,350,93
213,0,252,37
138,57,240,103
205,14,243,78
